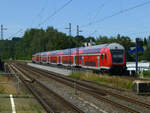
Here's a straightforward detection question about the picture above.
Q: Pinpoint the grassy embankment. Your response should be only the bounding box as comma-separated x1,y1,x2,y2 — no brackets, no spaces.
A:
0,75,43,113
142,70,150,78
0,75,17,94
69,72,133,90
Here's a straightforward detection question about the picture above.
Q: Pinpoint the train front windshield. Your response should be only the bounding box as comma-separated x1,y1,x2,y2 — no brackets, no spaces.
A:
111,50,124,64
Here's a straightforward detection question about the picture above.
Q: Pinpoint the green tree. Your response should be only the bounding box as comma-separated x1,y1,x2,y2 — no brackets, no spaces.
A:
143,45,150,61
144,38,147,46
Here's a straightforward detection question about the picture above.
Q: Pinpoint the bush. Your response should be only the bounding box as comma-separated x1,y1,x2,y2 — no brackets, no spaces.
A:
143,70,150,78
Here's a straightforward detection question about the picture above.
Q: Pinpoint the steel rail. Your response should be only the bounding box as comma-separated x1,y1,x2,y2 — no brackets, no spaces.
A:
10,64,84,113
18,62,150,109
13,62,143,113
8,64,55,113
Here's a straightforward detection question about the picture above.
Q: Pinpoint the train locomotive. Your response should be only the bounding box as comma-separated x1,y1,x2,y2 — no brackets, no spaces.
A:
32,43,126,73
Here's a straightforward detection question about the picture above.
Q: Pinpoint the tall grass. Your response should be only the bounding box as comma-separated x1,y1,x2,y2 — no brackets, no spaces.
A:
33,104,42,113
0,88,4,94
69,72,133,90
143,70,150,78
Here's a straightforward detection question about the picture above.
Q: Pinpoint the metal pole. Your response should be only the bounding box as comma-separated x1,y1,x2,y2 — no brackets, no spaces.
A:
69,23,71,69
66,23,78,95
1,25,3,40
77,25,79,36
77,25,82,36
17,78,20,94
76,25,79,67
14,73,20,94
65,23,72,69
76,25,82,67
136,38,139,74
1,24,7,40
69,23,71,36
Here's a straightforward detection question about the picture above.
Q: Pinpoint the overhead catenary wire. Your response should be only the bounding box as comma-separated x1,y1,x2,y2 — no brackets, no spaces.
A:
37,0,73,27
9,0,150,39
30,0,49,28
89,30,150,39
8,29,23,40
81,0,150,28
91,0,111,22
8,0,73,39
120,31,150,36
88,30,97,37
8,0,49,39
87,2,105,24
92,4,105,20
36,0,48,18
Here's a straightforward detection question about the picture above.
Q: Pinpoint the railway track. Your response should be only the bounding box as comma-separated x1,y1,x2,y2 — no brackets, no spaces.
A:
16,60,150,81
30,61,150,81
8,63,84,113
8,62,150,113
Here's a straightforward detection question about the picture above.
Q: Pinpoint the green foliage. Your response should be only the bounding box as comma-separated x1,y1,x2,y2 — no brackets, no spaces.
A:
144,38,147,46
0,27,80,60
143,70,150,77
143,45,150,61
33,104,42,113
0,89,4,94
0,27,149,62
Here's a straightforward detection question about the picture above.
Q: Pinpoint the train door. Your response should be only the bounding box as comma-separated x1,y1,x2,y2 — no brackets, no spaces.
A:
60,56,62,64
73,56,75,65
58,56,60,64
40,56,42,63
47,56,48,63
103,53,106,67
101,54,104,67
97,56,100,67
82,56,84,65
48,56,50,63
57,56,59,64
101,53,106,67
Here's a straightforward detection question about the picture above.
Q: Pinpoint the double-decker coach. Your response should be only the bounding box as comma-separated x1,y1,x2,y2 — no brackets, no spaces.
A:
32,43,126,72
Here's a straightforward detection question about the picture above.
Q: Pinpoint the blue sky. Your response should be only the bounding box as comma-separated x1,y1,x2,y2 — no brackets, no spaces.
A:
1,0,150,40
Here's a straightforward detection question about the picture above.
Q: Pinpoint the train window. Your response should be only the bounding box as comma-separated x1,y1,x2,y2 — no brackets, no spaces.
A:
101,55,103,60
105,55,107,59
111,50,124,64
80,56,82,60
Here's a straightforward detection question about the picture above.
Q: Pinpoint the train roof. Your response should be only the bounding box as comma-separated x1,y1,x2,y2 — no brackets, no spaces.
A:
107,43,124,50
79,43,124,54
34,52,40,56
35,43,124,56
40,52,47,56
81,43,124,50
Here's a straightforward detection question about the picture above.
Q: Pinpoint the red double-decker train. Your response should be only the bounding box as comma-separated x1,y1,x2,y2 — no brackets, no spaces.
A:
32,43,126,72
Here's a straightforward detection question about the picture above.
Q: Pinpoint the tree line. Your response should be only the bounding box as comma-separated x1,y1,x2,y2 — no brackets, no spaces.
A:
0,26,150,61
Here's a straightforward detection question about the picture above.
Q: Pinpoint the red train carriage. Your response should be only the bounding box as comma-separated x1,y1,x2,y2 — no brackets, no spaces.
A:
41,52,48,63
32,53,40,63
32,54,36,63
32,43,126,72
